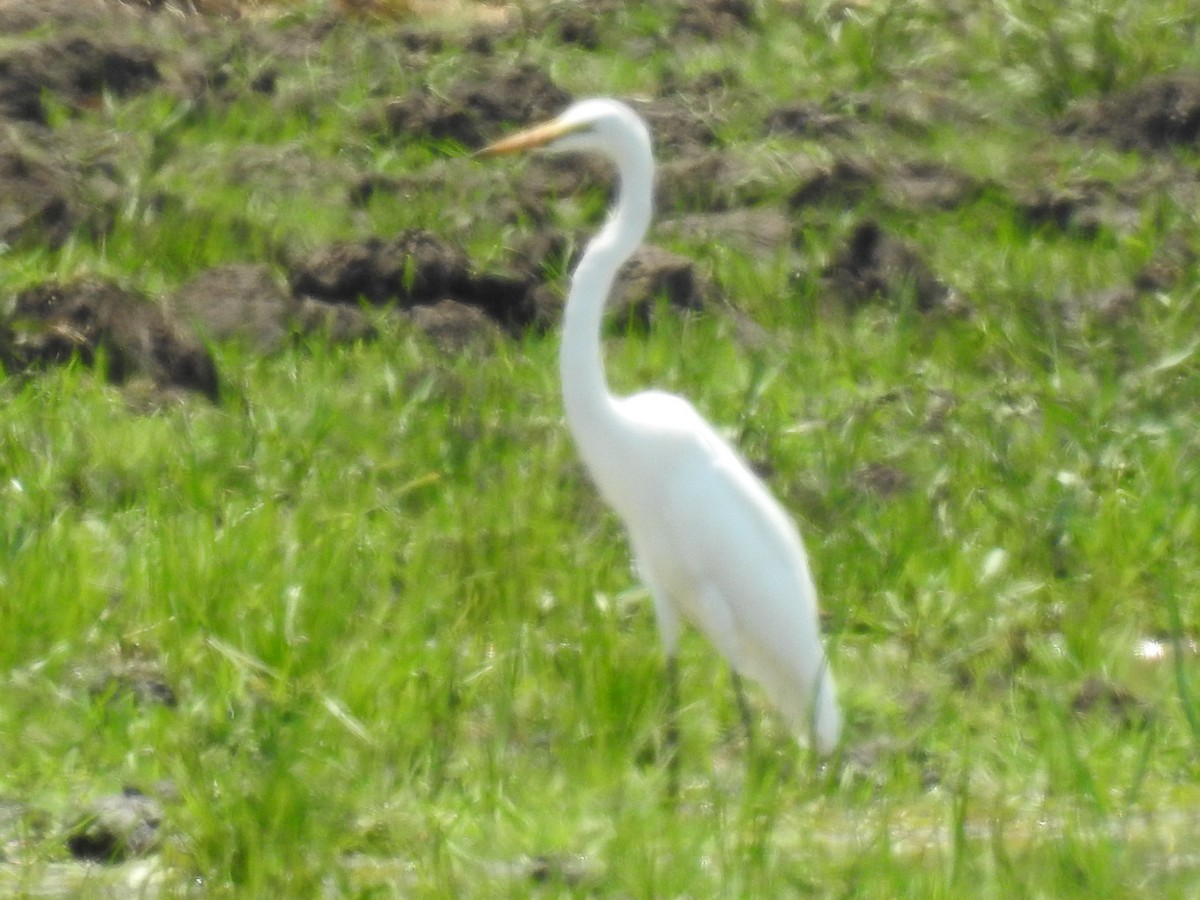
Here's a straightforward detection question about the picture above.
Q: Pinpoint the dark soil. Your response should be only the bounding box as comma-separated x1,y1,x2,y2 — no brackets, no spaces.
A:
658,207,792,254
789,156,983,213
289,231,474,307
66,787,163,863
821,220,961,313
286,227,717,335
0,141,91,249
672,0,756,40
0,2,1192,410
1065,73,1200,152
657,153,762,214
608,244,717,326
0,35,160,124
171,263,299,353
765,101,859,141
287,230,534,329
637,99,722,157
173,254,521,350
77,649,179,708
1014,179,1144,236
294,296,377,345
1071,675,1150,729
7,280,219,399
378,62,571,147
408,298,504,352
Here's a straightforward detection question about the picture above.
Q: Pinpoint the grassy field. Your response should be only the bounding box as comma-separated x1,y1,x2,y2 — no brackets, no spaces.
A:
2,0,1200,895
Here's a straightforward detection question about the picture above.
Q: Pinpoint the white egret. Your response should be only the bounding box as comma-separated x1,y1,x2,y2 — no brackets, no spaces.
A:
482,99,841,777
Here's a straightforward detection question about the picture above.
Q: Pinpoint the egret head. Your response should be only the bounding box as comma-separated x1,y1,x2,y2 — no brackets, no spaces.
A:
479,98,651,161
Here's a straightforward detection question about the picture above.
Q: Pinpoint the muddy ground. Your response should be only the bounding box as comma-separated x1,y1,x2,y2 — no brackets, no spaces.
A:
0,0,1196,401
0,0,1198,873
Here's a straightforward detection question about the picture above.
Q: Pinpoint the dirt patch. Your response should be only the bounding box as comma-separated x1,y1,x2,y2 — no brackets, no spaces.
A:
66,787,163,863
882,160,985,211
170,264,297,353
1059,231,1197,329
789,158,875,209
1071,675,1150,728
287,230,539,332
510,155,617,222
1014,179,1144,236
378,62,570,147
1064,73,1200,152
293,296,377,344
289,232,472,306
504,232,719,329
1135,231,1198,292
408,299,504,351
766,102,859,141
1058,286,1142,330
0,35,160,124
656,152,761,213
852,461,912,498
789,156,983,213
672,0,755,40
172,258,504,350
636,99,722,157
821,220,961,313
657,207,792,253
74,647,178,708
0,0,132,34
548,8,603,49
6,280,219,399
609,244,716,326
0,142,91,249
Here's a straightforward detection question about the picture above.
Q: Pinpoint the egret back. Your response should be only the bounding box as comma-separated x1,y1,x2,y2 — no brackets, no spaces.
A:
601,391,842,752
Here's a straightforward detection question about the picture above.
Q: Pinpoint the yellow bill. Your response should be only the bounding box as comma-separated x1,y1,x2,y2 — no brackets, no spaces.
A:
477,119,582,156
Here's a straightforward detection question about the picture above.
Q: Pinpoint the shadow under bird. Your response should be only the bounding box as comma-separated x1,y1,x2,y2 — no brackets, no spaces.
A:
481,98,841,784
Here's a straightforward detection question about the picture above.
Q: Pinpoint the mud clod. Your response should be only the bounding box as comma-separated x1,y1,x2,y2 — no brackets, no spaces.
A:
609,244,715,327
66,787,163,863
789,158,875,209
657,152,758,213
0,144,87,248
0,35,159,124
790,156,982,213
673,0,755,39
1065,73,1200,152
171,264,297,353
408,299,504,351
766,102,857,140
658,207,791,253
288,231,473,307
9,280,219,399
852,462,911,498
1015,180,1142,236
381,62,570,146
1072,676,1150,728
288,230,542,332
822,220,959,313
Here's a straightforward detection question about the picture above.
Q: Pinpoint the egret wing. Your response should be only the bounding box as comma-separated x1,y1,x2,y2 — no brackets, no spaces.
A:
660,418,834,737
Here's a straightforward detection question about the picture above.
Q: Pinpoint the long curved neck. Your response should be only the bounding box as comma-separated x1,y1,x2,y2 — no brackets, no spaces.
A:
559,143,654,453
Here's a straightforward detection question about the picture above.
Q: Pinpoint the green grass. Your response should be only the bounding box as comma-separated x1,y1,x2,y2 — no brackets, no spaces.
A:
3,0,1200,895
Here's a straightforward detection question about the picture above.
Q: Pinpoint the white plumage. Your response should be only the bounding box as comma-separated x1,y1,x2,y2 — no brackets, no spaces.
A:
483,98,841,758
